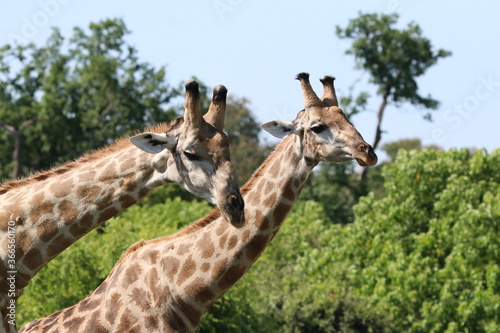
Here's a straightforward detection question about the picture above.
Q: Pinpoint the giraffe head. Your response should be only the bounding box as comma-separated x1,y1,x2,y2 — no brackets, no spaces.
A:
262,73,378,167
130,80,245,226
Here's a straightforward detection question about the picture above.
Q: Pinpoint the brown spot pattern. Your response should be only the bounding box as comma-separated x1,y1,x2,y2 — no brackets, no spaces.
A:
120,157,137,173
31,199,53,223
264,181,275,196
62,305,75,321
162,256,180,284
77,185,101,203
84,311,108,333
273,202,292,225
93,281,108,295
36,219,58,242
24,248,43,271
211,258,228,280
242,229,251,242
131,287,150,311
227,235,238,250
174,296,202,323
58,200,78,223
196,237,215,259
217,264,246,292
119,194,136,209
121,173,137,192
245,235,269,262
147,250,159,265
138,188,150,198
219,232,228,249
78,171,96,183
69,223,87,238
145,315,159,331
98,162,117,183
46,234,73,258
105,293,122,325
98,207,119,223
124,263,141,285
178,256,197,284
215,223,226,236
52,179,74,198
201,263,210,272
283,187,296,202
116,312,140,333
79,213,94,227
186,277,215,304
63,316,85,330
78,297,99,312
263,192,277,208
177,243,190,256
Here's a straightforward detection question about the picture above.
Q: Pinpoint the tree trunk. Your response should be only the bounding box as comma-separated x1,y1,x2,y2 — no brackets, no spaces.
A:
372,94,388,152
358,92,389,181
1,118,37,179
12,129,22,179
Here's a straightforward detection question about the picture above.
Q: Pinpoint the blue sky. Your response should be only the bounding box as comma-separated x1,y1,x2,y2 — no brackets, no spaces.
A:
2,1,499,159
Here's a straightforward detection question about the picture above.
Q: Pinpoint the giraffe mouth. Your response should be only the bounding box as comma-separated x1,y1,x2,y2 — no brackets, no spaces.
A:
355,158,368,167
354,143,378,166
354,152,378,167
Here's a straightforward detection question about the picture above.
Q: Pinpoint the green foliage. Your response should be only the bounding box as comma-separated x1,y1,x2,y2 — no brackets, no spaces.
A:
382,138,423,162
338,84,370,119
336,12,452,160
17,149,500,332
330,148,500,332
301,162,366,224
201,149,499,332
224,95,272,184
381,138,441,162
0,18,175,181
199,200,391,332
336,12,451,114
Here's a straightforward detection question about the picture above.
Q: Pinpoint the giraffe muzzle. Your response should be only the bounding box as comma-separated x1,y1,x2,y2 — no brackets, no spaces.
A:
354,143,378,166
221,193,245,227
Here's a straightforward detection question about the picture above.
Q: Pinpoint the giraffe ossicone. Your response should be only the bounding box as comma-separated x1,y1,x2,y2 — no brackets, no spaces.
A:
20,73,377,333
0,80,244,333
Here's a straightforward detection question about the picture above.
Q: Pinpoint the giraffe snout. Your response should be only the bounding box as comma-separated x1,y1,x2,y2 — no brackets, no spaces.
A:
221,193,245,227
230,194,244,211
355,143,378,166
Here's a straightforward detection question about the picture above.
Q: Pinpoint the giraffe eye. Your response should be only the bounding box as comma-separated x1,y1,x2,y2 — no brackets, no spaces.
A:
183,150,199,161
310,124,327,134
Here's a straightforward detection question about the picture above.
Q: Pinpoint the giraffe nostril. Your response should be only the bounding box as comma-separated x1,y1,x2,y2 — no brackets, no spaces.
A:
357,143,368,153
230,194,244,211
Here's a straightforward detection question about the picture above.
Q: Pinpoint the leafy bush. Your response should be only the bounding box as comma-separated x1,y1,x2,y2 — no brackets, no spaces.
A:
201,148,500,332
199,200,391,332
18,149,500,333
330,148,500,332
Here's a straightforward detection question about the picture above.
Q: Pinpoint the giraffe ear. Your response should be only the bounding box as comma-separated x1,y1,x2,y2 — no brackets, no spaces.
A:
261,120,297,138
130,132,178,154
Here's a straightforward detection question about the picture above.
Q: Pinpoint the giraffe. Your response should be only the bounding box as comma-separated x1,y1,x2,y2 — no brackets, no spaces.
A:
0,80,245,333
19,73,377,333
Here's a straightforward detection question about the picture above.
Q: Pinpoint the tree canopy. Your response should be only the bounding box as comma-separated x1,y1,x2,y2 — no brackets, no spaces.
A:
0,18,175,180
336,12,451,157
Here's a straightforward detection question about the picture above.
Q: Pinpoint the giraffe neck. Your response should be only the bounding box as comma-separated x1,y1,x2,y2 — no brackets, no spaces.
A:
19,134,315,333
0,135,175,332
176,134,314,325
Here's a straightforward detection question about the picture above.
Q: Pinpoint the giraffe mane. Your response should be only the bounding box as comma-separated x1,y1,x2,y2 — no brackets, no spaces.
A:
0,121,181,195
112,136,292,268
